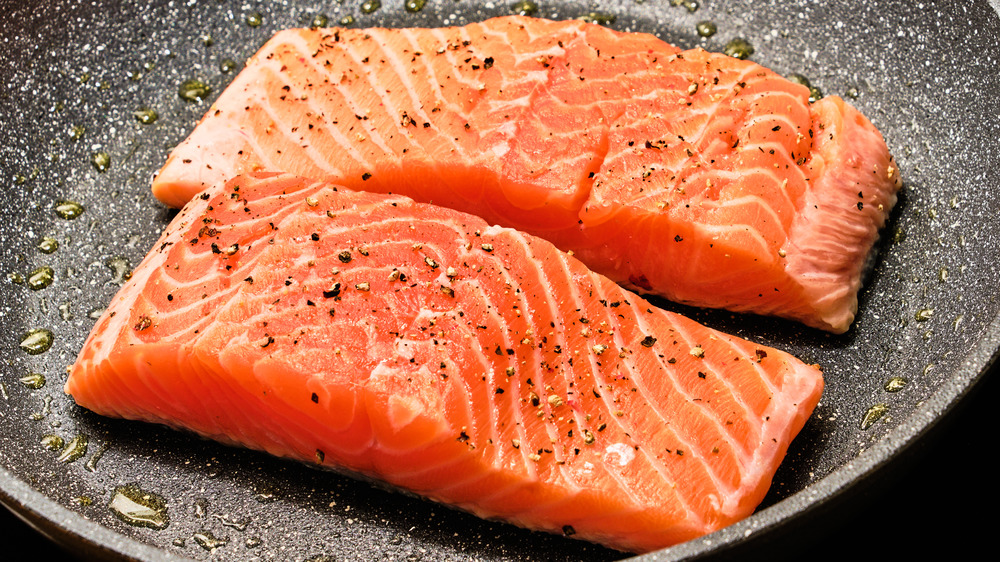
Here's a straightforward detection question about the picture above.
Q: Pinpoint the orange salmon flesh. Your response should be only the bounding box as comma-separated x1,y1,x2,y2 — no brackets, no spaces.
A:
67,173,824,553
152,16,901,333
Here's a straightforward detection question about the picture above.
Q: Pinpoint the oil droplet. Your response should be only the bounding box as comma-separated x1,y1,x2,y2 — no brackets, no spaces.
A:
85,442,109,472
253,484,277,503
311,14,329,28
696,20,717,37
245,536,262,549
245,12,263,27
675,0,699,13
339,15,355,26
860,403,888,430
72,496,93,506
106,256,132,284
20,329,53,355
31,393,53,420
8,271,25,284
57,434,89,463
807,86,823,103
179,79,212,102
212,513,249,531
846,86,859,99
220,59,237,73
28,266,54,290
134,108,158,124
884,377,907,392
201,33,214,47
58,302,73,321
892,226,906,243
55,200,85,219
405,0,426,12
938,267,948,282
193,498,208,518
38,236,59,254
19,373,46,389
723,38,754,59
69,125,85,140
29,395,52,420
361,0,381,14
915,308,934,322
511,0,538,17
91,152,111,172
579,12,616,25
88,307,106,320
41,434,64,451
787,73,812,88
109,485,169,530
194,530,228,552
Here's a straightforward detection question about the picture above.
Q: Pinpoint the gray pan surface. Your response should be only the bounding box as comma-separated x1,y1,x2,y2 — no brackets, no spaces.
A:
1,0,999,560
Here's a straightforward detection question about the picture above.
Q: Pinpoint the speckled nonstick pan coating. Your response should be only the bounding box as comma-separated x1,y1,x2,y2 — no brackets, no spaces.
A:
1,1,999,560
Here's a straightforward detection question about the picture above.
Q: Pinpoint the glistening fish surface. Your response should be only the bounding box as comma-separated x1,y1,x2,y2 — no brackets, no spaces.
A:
152,16,901,333
67,172,824,554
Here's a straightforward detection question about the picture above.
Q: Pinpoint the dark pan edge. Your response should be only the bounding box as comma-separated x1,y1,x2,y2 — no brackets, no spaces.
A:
647,0,1000,551
632,313,1000,561
3,1,1000,559
3,311,998,562
0,466,190,562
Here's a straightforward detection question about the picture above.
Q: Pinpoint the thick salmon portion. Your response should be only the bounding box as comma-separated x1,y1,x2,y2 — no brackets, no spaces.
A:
68,172,823,553
152,16,900,333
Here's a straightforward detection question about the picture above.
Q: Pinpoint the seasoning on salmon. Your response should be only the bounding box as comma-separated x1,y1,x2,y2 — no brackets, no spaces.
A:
151,16,901,333
67,172,824,554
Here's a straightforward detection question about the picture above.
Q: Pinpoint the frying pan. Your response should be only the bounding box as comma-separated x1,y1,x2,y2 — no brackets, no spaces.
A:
2,0,999,559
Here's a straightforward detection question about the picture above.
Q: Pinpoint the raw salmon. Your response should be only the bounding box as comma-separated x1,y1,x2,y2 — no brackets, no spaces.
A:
67,172,824,553
152,16,901,333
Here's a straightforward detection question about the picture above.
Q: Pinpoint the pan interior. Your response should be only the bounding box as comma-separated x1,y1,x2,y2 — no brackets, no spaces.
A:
1,1,999,560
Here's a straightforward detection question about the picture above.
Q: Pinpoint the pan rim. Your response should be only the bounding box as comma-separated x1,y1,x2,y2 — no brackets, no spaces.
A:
2,312,998,561
630,312,1000,560
0,465,189,561
2,1,999,560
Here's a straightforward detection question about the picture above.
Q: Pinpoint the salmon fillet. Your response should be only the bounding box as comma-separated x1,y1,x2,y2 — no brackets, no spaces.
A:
152,16,901,333
67,172,824,553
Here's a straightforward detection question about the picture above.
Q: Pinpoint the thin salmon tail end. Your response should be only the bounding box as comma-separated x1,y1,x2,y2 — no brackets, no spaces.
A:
785,96,902,333
726,358,824,525
152,121,257,208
